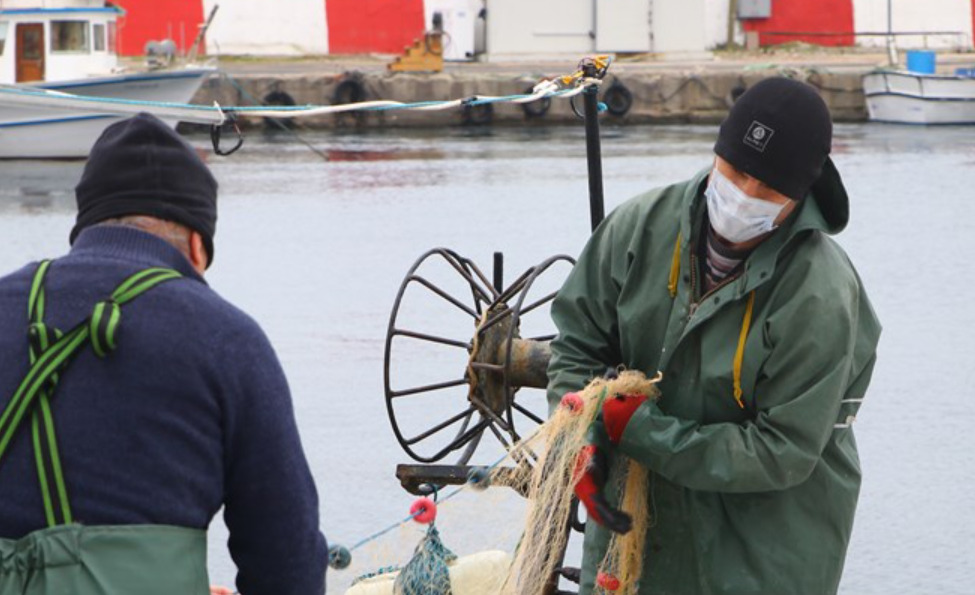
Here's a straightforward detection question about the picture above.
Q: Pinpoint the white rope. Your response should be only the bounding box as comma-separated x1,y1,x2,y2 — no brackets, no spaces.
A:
834,416,857,429
0,76,603,126
212,101,227,125
834,399,863,429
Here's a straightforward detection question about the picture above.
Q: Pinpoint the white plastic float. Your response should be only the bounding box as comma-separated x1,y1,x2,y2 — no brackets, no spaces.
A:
345,550,511,595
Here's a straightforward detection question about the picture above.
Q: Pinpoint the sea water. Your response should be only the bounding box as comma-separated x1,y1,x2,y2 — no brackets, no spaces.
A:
0,123,972,594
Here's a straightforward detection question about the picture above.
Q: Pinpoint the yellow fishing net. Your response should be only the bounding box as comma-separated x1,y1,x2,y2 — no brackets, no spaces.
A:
340,370,660,595
497,370,661,595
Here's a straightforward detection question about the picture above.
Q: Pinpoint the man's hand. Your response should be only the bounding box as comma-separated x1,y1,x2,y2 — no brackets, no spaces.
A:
572,445,632,534
210,587,235,595
602,392,648,444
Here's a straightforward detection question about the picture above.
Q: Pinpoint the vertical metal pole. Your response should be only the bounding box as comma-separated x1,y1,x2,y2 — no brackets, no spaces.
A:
591,0,598,50
582,61,605,233
188,4,220,65
542,60,609,595
542,525,573,595
493,251,504,294
727,0,738,48
886,0,896,66
887,0,892,40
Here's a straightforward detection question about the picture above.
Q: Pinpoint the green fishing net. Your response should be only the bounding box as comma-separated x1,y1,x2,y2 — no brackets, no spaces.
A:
392,524,456,594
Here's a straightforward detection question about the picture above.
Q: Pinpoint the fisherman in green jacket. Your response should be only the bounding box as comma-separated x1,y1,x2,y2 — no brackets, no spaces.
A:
548,77,881,595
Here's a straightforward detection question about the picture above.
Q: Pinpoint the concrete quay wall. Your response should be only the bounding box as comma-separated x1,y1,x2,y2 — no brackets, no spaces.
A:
191,69,868,129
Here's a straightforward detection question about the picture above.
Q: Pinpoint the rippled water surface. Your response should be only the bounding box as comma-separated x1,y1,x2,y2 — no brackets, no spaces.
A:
0,123,973,594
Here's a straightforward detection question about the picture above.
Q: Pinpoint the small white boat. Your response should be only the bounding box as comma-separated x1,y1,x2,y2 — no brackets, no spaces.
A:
862,69,975,125
0,0,214,158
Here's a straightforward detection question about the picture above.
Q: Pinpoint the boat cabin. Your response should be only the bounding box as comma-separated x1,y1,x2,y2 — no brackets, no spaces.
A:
0,0,120,84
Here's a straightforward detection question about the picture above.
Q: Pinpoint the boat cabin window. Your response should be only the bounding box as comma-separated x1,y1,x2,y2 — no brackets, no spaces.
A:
51,20,90,53
93,23,105,52
107,21,117,53
0,22,7,55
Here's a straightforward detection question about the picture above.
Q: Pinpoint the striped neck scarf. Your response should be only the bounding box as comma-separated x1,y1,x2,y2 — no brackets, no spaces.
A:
703,224,751,294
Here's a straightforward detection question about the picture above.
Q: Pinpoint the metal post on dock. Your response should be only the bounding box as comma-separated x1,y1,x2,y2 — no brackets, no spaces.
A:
581,59,605,233
886,0,897,66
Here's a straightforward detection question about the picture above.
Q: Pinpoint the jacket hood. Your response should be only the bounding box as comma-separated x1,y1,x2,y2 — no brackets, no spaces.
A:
808,157,849,234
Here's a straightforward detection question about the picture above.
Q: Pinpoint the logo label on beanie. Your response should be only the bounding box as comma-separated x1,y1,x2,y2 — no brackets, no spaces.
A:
743,121,774,152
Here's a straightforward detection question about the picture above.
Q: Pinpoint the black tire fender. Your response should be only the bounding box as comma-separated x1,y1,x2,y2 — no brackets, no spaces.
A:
262,89,296,130
332,76,367,106
601,81,633,117
462,102,494,126
521,85,552,118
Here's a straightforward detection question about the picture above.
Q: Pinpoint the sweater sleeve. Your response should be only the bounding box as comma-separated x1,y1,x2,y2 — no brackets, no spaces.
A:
220,323,327,595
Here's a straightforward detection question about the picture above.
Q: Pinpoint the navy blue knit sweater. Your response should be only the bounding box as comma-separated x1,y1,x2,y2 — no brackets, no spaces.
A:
0,226,327,595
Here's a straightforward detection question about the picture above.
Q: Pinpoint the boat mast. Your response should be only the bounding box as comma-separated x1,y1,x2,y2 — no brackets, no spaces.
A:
886,0,897,66
187,3,219,64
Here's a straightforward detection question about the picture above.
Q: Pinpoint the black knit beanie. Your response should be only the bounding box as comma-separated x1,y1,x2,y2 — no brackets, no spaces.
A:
714,77,832,200
71,112,218,265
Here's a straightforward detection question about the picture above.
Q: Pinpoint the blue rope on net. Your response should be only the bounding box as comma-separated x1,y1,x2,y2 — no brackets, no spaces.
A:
332,431,540,579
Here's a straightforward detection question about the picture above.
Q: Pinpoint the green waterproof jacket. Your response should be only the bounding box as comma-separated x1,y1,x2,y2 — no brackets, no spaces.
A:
547,162,881,595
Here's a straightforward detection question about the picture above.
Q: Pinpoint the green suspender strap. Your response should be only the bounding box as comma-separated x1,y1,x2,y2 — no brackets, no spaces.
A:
25,259,70,528
0,262,182,528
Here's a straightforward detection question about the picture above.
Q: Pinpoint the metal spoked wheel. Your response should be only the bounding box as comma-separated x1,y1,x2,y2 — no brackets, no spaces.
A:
384,248,574,465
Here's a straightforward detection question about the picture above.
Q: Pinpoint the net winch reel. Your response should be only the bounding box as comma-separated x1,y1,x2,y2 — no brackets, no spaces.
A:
384,249,574,495
377,55,610,595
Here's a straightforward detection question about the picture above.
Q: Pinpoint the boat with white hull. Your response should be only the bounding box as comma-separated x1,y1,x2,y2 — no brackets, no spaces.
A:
0,0,214,158
863,70,975,125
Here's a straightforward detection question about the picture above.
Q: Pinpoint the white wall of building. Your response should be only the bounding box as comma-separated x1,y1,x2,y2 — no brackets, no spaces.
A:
485,0,713,57
425,0,482,60
486,0,594,56
650,0,708,54
183,0,973,57
703,0,746,49
853,0,972,49
203,0,328,56
595,0,650,53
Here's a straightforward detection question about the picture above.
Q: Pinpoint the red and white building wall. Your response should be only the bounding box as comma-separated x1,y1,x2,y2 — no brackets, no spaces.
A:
110,0,974,58
737,0,973,50
111,0,429,57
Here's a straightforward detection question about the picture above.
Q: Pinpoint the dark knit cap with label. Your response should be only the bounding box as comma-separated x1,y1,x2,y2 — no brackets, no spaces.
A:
713,77,832,200
71,112,218,265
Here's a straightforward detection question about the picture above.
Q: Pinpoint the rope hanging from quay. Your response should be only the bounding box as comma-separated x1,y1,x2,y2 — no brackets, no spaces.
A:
0,56,612,127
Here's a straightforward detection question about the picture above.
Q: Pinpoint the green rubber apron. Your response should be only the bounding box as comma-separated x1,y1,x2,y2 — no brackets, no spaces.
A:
0,261,210,595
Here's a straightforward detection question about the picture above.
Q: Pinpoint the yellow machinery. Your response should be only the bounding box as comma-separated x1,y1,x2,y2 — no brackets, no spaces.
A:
388,13,445,73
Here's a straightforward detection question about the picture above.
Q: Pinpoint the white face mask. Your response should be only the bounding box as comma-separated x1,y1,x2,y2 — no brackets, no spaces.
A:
705,168,788,244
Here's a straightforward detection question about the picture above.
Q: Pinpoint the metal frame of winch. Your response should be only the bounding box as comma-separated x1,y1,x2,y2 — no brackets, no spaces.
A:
383,57,610,595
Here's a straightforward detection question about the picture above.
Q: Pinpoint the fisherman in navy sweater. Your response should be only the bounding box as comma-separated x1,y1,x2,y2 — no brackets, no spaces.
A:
0,114,327,594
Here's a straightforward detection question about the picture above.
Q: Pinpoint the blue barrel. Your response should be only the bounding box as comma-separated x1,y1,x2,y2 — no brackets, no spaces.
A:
906,50,936,74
